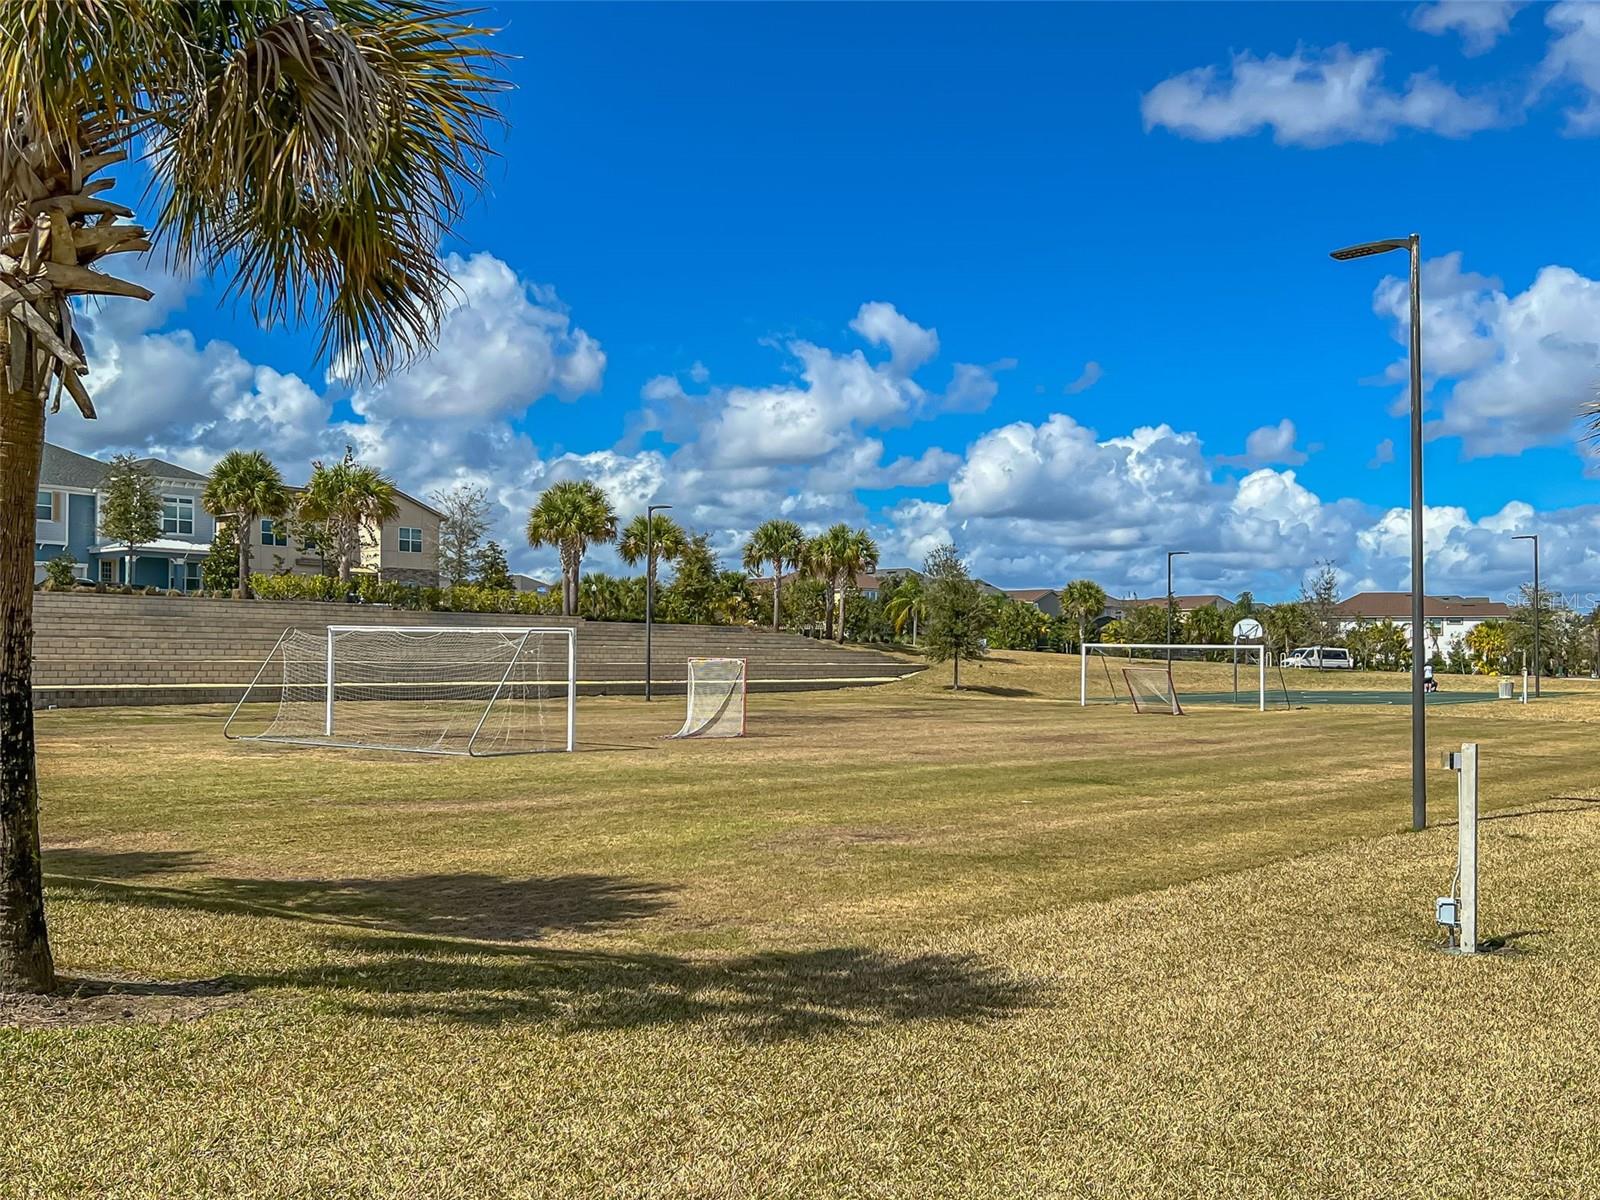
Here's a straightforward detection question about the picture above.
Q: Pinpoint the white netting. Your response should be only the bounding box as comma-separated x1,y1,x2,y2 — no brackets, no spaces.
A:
226,626,575,755
1123,667,1181,715
1082,643,1276,711
670,657,746,738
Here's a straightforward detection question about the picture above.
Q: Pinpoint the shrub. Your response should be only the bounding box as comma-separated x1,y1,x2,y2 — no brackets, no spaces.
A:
249,573,341,602
43,553,77,590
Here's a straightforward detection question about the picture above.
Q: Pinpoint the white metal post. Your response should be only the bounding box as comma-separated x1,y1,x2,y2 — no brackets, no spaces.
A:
566,628,577,753
324,627,336,737
1079,645,1087,706
1258,649,1266,712
1458,742,1478,954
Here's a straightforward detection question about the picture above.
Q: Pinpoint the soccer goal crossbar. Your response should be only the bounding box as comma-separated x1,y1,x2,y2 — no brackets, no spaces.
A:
224,625,577,755
1081,643,1268,712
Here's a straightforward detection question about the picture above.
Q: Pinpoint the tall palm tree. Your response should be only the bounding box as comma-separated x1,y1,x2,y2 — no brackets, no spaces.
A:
834,527,879,644
806,523,879,643
1059,579,1108,653
617,510,687,618
201,450,288,599
297,449,400,585
0,2,503,993
804,525,848,641
742,519,806,633
885,573,927,644
526,481,618,617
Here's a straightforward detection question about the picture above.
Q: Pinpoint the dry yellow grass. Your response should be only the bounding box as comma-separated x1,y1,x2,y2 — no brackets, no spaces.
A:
5,652,1600,1198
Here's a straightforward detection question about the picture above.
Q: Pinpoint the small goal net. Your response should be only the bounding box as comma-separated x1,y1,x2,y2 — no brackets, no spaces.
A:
224,625,577,755
1123,667,1181,715
669,657,746,738
1082,643,1279,711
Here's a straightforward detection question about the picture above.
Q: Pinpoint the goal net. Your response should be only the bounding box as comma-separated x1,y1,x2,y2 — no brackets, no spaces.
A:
224,626,577,755
1123,666,1181,715
669,657,746,738
1082,643,1278,711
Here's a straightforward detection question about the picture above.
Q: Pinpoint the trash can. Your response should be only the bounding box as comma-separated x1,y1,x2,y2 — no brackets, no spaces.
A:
1498,678,1514,700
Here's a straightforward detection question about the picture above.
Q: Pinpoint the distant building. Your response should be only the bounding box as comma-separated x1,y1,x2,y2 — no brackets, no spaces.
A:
510,574,556,594
36,443,213,590
1332,592,1511,655
1005,588,1062,617
1102,594,1229,623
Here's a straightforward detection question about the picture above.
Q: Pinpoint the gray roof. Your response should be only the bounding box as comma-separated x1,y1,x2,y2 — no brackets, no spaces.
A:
39,443,109,489
39,443,206,488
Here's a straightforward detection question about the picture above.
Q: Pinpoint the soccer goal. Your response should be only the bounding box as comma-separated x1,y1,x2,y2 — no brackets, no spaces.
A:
224,626,577,755
669,657,746,738
1081,643,1271,712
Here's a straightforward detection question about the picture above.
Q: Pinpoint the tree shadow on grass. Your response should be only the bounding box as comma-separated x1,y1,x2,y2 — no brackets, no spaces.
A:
242,934,1038,1041
44,847,676,942
42,848,1037,1041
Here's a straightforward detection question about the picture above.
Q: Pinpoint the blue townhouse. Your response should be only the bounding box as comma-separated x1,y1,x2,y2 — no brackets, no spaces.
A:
35,443,214,590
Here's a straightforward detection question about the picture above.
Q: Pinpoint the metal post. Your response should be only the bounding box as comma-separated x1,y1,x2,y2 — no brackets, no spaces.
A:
324,627,336,736
567,628,577,752
1456,742,1478,953
1332,232,1427,830
1258,647,1266,713
644,502,671,702
1533,535,1541,698
1165,550,1187,664
1079,642,1087,706
1407,234,1426,832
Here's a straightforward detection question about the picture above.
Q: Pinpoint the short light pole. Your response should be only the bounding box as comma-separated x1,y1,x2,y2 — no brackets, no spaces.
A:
644,503,672,702
1165,550,1188,662
1332,233,1426,831
1514,533,1540,698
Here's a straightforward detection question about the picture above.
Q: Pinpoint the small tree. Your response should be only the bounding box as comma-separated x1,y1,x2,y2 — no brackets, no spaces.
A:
661,534,719,624
201,521,240,593
921,544,988,688
99,455,163,585
990,599,1046,650
1300,561,1343,646
477,540,513,590
431,484,491,586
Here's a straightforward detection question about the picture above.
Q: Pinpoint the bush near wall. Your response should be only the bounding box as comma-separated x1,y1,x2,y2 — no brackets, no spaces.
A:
246,574,561,615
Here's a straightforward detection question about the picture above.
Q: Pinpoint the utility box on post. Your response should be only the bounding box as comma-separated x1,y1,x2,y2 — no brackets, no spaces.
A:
1438,743,1479,954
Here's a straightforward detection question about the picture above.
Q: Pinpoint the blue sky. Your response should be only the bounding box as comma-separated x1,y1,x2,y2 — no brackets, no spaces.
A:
60,2,1600,601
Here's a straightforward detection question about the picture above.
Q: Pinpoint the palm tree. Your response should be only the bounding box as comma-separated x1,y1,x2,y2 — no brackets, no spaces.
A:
0,3,502,993
806,523,879,643
297,449,400,585
617,511,687,619
1059,579,1108,653
742,519,806,633
201,451,288,599
526,481,618,617
885,574,927,644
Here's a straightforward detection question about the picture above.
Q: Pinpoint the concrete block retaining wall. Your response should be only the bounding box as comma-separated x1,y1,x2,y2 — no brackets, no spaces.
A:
29,593,921,708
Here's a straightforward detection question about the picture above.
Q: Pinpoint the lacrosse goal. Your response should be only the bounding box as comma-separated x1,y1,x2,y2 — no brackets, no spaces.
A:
1081,643,1272,712
669,657,746,738
224,625,577,755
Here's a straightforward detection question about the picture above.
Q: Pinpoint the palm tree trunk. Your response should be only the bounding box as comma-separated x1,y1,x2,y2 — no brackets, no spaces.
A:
837,588,846,644
0,383,56,992
823,579,835,640
237,512,254,598
772,562,781,633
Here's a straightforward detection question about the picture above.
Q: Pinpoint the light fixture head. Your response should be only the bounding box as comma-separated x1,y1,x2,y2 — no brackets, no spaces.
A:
1330,238,1410,262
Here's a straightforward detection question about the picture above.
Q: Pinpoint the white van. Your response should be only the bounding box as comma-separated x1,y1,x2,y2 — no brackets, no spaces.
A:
1282,646,1354,670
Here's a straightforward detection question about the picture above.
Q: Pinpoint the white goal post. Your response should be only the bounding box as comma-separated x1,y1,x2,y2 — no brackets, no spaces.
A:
1082,643,1267,712
224,625,577,756
669,657,747,738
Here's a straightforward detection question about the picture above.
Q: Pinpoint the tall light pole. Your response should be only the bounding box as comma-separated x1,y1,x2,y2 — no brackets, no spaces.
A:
1166,550,1188,662
643,503,672,701
1514,533,1540,698
1332,233,1426,830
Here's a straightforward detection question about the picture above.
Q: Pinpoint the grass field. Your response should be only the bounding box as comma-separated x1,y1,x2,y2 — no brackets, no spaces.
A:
6,651,1600,1198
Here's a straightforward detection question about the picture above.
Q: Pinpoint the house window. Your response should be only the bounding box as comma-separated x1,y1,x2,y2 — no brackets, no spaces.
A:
99,559,116,583
35,491,54,522
162,495,194,536
172,561,201,591
261,519,288,547
398,526,423,554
